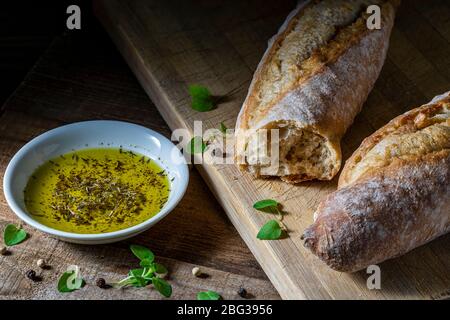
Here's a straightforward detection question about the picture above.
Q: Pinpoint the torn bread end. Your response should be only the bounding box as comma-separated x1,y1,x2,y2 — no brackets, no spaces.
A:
238,123,341,183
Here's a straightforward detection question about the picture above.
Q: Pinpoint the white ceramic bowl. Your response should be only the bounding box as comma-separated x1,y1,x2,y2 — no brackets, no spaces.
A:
3,120,189,244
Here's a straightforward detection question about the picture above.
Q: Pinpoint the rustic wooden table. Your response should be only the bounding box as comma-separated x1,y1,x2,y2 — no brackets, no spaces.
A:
0,21,279,300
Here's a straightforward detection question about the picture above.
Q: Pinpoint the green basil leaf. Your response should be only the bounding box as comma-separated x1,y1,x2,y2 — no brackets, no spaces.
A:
128,268,152,287
153,263,168,275
192,98,214,112
152,277,172,298
257,220,282,240
189,85,214,112
139,259,153,268
130,244,154,262
57,271,84,293
197,290,221,300
187,136,206,154
189,85,211,101
58,271,75,293
129,268,145,277
219,122,228,134
253,199,278,211
3,224,27,246
133,276,149,288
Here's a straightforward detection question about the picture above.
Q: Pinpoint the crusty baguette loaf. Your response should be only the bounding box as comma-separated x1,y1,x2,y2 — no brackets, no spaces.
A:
302,91,450,272
235,0,398,183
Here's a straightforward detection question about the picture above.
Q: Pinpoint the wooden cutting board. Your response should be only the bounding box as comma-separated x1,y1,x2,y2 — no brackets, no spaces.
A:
94,0,450,299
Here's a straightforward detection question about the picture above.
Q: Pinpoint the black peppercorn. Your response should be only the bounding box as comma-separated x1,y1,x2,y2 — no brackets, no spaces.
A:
96,278,108,289
238,287,247,298
26,270,38,281
0,246,8,255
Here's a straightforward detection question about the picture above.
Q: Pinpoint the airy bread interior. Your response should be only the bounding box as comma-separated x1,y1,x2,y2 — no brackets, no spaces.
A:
245,123,338,181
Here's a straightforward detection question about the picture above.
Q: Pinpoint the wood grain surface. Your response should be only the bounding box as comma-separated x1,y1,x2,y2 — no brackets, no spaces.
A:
0,23,278,300
95,0,450,299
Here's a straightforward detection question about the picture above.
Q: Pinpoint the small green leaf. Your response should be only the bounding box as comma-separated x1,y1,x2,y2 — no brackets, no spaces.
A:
257,220,282,240
58,272,74,293
219,122,228,134
129,268,145,277
189,85,214,112
57,271,84,293
115,245,173,294
130,245,154,262
189,85,211,100
152,277,172,298
253,199,278,210
153,263,168,275
139,259,153,268
128,269,150,287
197,290,222,300
3,224,27,246
187,136,207,154
133,276,149,288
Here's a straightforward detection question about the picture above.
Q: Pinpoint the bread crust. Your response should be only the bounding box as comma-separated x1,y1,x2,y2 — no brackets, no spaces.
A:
303,92,450,272
339,93,450,186
235,0,397,183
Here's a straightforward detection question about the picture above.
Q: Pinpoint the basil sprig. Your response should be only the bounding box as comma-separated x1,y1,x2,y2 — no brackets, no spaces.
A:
253,199,285,240
114,245,172,298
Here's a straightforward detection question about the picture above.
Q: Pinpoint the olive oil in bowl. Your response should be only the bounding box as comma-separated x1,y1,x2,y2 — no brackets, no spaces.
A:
23,148,170,234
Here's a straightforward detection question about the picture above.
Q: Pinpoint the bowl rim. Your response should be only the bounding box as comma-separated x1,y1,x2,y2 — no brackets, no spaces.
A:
3,120,189,241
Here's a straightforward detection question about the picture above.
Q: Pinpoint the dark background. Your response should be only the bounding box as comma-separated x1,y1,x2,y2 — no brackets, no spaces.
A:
0,1,94,106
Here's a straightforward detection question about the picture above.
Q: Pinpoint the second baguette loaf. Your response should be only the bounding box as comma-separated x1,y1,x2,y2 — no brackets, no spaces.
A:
235,0,398,183
302,92,450,272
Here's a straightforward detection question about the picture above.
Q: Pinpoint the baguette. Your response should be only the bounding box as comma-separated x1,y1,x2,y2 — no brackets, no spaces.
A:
235,0,398,183
302,92,450,272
